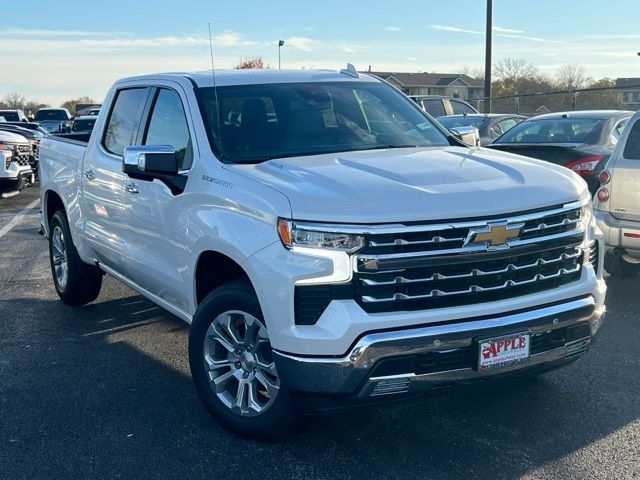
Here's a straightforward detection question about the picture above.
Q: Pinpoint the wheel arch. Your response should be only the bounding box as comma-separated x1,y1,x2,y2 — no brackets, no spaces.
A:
44,189,65,230
193,250,258,307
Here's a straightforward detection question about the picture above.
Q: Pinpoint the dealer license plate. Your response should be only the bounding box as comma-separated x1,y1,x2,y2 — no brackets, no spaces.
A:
478,332,530,371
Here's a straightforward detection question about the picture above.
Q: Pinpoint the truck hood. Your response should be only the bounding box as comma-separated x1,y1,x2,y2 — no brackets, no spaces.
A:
227,146,588,223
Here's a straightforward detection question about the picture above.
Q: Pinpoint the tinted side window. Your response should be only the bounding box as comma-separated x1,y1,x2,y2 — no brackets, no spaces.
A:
497,118,518,133
612,118,628,142
623,120,640,160
144,89,193,169
103,88,149,156
423,99,446,117
451,100,475,114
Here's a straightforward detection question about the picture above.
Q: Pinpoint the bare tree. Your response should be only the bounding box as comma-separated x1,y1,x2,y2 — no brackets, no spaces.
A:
3,93,27,110
24,100,51,116
462,65,484,80
494,58,538,85
555,64,591,90
234,56,269,69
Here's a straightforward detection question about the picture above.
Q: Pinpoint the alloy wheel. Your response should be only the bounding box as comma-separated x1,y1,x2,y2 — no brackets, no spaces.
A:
203,310,280,417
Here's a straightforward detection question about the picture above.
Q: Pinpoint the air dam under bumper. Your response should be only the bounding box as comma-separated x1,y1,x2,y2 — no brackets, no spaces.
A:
274,296,603,407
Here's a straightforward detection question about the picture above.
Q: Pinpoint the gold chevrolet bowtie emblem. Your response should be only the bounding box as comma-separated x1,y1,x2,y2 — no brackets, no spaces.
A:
465,223,523,248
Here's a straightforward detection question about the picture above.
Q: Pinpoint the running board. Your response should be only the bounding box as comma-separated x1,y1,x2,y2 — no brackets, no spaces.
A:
98,263,193,324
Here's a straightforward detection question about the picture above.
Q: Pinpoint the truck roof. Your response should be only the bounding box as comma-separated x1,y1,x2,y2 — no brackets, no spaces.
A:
116,69,381,88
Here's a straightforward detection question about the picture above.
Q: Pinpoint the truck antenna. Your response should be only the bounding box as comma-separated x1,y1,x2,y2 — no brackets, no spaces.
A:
208,23,222,148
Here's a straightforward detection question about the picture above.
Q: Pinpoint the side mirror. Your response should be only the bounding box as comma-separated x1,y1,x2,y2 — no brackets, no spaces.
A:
123,145,179,181
449,126,480,147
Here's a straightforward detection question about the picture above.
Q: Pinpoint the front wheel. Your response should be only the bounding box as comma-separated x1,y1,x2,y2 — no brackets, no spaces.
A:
188,280,294,439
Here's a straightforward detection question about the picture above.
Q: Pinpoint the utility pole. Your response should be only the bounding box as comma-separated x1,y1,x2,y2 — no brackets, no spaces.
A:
483,0,493,113
278,40,285,69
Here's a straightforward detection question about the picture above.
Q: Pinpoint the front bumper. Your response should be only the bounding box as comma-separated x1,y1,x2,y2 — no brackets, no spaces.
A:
274,296,603,409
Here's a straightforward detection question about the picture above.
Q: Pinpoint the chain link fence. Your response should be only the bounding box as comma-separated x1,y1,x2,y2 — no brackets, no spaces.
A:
475,86,636,116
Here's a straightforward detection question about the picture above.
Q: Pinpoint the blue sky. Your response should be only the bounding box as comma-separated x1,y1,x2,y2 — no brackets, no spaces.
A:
2,0,639,105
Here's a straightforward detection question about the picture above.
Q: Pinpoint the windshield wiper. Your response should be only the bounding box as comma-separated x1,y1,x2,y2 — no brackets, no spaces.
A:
358,144,420,151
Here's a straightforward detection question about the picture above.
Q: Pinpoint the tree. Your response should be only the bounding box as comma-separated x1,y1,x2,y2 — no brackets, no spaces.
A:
555,64,591,90
60,96,96,114
494,58,538,89
234,56,268,69
3,93,27,110
577,78,626,110
24,100,51,116
462,65,484,81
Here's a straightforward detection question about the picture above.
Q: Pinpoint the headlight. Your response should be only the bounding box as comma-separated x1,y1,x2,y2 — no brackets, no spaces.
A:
580,195,593,230
277,218,364,253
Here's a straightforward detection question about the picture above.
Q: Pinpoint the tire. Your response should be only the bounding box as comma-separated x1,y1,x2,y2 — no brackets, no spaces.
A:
188,280,295,439
604,254,640,278
48,210,103,305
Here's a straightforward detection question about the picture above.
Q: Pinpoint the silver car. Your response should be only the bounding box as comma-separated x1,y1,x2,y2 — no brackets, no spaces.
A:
595,110,640,276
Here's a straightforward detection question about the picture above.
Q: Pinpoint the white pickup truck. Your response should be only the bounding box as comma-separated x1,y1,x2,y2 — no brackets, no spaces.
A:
39,67,606,438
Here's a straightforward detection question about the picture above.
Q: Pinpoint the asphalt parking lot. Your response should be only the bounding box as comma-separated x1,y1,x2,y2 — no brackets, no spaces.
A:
1,186,638,480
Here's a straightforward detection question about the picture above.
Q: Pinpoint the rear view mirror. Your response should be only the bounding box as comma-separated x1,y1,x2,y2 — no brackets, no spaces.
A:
449,126,480,147
123,145,179,180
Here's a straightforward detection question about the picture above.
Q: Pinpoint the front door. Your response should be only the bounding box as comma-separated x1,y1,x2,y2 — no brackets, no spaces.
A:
118,86,195,313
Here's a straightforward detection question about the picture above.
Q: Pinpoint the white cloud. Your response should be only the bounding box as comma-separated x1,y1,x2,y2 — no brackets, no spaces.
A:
285,36,316,52
384,27,402,32
212,31,257,48
429,24,566,44
492,26,523,34
406,56,418,61
0,26,130,37
429,25,483,35
78,36,210,48
496,33,566,44
341,45,358,53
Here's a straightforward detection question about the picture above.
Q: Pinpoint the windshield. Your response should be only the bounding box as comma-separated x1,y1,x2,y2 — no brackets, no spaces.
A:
35,110,69,121
438,116,488,129
495,118,603,144
72,119,96,132
0,111,19,121
197,82,450,163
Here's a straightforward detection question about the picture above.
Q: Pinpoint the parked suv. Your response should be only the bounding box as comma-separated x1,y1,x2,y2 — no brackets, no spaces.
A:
409,95,478,117
39,68,605,438
595,110,640,276
0,130,34,192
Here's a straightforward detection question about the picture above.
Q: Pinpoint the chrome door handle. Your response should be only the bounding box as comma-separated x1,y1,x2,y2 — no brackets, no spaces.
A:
124,182,140,194
83,170,95,181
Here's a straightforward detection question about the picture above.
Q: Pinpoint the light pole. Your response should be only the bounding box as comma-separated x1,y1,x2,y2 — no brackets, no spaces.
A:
278,40,285,69
483,0,492,113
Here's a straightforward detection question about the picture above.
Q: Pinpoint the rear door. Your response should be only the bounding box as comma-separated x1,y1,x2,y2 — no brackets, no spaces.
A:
81,86,151,271
609,116,640,222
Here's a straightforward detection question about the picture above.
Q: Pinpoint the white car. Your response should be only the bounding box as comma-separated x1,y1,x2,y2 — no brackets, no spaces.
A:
39,67,606,438
595,110,640,276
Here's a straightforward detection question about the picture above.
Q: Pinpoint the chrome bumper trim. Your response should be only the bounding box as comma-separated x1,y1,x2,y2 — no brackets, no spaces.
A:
274,296,603,396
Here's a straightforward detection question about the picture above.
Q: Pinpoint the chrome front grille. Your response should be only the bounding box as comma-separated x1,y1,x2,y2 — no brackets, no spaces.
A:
12,145,31,167
353,202,585,314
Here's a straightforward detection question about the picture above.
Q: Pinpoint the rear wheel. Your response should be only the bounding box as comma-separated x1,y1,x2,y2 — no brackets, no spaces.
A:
189,280,294,439
604,254,640,277
49,210,103,305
